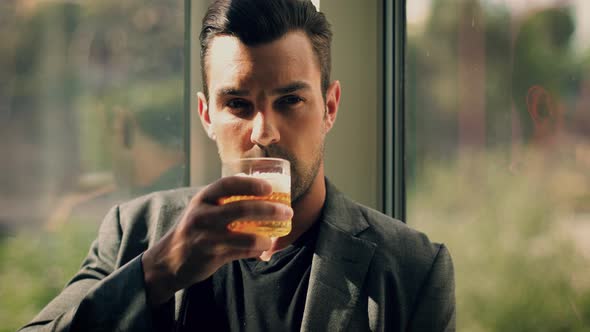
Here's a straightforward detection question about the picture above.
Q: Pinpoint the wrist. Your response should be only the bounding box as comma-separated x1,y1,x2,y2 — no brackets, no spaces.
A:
141,250,176,306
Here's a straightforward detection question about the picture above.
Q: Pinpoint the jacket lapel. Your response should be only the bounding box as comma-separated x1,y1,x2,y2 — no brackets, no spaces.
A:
301,180,377,331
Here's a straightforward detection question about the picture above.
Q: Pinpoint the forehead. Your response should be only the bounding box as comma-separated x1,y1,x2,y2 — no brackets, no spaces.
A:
206,31,321,91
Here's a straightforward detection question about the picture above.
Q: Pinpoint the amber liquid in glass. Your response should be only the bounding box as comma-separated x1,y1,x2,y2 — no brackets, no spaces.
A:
219,192,291,237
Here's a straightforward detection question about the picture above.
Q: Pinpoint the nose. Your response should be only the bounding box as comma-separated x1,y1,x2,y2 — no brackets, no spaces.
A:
250,111,280,146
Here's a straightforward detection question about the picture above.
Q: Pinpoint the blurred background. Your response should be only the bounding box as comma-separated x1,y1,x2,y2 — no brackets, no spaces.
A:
0,0,589,331
0,0,186,329
406,0,590,330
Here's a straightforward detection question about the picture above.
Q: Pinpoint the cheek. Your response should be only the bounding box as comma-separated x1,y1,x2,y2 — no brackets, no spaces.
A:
284,113,326,151
291,110,325,135
214,117,252,153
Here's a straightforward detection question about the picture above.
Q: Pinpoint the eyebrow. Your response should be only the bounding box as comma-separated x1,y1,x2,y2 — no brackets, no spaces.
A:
271,81,311,95
215,81,311,99
216,87,249,98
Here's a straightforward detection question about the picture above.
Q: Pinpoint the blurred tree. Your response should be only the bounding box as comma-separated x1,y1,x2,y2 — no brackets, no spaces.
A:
407,1,590,331
1,1,186,329
1,0,185,226
511,7,579,144
406,0,512,183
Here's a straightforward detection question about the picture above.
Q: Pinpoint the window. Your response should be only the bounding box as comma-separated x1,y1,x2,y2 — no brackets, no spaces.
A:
405,0,590,329
0,1,185,329
4,0,587,330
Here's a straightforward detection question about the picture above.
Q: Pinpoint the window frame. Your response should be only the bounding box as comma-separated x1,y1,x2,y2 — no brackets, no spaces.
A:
184,0,192,185
383,0,406,221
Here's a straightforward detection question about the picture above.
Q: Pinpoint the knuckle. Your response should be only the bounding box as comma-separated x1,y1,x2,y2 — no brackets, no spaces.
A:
219,177,231,193
250,178,263,191
194,191,211,206
267,203,282,217
187,207,222,232
197,183,215,200
256,202,275,219
232,202,250,218
224,175,243,189
186,209,206,227
262,203,277,217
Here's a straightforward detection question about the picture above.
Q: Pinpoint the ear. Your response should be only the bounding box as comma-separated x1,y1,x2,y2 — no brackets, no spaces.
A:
526,85,564,142
197,92,216,140
323,80,341,133
526,85,559,128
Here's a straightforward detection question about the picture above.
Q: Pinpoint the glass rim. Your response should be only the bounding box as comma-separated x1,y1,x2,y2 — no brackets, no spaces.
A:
223,157,290,165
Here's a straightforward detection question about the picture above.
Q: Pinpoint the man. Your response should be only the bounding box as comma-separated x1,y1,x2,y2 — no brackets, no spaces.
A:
20,0,455,331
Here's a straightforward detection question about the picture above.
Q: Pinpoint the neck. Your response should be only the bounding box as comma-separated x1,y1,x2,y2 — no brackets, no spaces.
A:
259,165,326,260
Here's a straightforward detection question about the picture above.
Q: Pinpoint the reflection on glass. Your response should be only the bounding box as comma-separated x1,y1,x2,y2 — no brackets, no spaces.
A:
0,1,185,330
407,0,590,330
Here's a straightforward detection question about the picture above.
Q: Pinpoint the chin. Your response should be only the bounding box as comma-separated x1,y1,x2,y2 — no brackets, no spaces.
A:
292,166,322,203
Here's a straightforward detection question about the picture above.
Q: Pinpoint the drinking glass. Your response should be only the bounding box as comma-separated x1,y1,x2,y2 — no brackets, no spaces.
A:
220,157,291,237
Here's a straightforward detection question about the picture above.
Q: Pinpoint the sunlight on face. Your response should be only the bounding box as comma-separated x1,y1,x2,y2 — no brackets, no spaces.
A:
202,31,329,201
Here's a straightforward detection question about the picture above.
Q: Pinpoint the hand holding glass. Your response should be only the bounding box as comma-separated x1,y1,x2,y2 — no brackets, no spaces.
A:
220,158,291,237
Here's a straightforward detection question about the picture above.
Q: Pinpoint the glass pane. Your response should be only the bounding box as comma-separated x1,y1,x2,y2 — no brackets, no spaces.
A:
407,0,590,330
0,1,185,330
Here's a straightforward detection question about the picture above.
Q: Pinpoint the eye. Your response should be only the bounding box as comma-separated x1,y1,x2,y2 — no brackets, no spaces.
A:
225,99,254,117
276,95,304,108
226,99,251,110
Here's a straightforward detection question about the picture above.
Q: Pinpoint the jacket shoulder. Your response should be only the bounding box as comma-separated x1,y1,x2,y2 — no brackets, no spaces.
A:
109,187,200,251
355,203,447,272
353,203,455,330
118,187,198,216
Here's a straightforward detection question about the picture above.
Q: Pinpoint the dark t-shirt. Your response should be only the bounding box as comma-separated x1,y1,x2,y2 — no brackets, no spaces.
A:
184,222,320,331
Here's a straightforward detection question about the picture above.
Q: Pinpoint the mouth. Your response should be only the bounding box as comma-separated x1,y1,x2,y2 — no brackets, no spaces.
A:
242,145,284,159
242,150,268,158
239,145,297,167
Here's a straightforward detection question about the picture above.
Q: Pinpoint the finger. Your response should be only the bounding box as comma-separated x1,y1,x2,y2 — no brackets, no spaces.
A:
199,176,273,204
224,232,272,251
181,201,290,236
209,200,293,227
222,248,267,262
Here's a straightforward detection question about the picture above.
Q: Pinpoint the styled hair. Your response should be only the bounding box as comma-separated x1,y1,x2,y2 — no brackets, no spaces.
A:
200,0,332,98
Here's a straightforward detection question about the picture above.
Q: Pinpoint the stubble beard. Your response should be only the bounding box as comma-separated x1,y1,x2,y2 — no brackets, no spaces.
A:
291,142,324,204
253,142,324,204
215,141,324,203
215,120,328,204
277,114,330,203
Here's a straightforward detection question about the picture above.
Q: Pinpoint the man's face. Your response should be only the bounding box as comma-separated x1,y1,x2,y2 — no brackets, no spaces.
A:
198,31,340,202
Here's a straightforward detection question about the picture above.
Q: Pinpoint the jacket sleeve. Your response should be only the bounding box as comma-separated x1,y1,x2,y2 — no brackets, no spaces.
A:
406,244,456,332
18,205,164,332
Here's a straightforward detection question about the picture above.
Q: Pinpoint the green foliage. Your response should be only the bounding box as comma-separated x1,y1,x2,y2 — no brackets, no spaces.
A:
0,222,97,332
409,150,590,332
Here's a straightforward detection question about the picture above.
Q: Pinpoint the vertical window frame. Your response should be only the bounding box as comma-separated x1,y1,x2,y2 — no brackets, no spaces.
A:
383,0,406,221
184,0,192,186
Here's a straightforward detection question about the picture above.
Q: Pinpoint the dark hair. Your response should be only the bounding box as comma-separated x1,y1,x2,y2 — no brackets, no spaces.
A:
200,0,332,98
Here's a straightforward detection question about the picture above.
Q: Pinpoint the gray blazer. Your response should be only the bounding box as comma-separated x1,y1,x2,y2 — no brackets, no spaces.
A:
20,180,455,331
